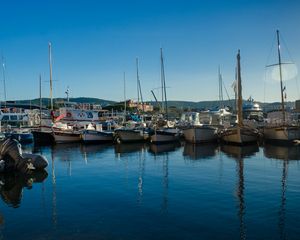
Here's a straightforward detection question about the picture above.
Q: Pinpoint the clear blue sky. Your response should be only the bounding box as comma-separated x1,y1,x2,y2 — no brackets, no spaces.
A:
1,0,300,103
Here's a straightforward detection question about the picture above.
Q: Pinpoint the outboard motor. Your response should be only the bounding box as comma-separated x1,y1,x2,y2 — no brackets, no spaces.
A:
0,138,48,173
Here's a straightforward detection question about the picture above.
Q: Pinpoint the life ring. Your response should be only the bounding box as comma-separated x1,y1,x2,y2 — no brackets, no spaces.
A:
66,112,72,118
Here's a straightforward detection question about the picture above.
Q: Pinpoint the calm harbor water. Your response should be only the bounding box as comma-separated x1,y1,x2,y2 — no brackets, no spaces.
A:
0,142,300,239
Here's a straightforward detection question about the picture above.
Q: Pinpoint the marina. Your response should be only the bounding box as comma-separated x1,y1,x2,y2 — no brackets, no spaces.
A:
1,0,300,239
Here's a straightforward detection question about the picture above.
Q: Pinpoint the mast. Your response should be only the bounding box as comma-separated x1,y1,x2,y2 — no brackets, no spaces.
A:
276,30,286,122
136,58,144,112
136,58,140,109
218,66,224,108
237,50,243,127
161,48,168,120
123,72,126,117
49,42,53,110
2,56,7,108
39,74,42,127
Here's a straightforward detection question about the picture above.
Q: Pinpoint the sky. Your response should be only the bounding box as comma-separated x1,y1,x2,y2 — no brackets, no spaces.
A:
1,0,300,103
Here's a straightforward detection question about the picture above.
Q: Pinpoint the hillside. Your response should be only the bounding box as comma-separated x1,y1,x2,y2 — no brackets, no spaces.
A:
6,97,296,112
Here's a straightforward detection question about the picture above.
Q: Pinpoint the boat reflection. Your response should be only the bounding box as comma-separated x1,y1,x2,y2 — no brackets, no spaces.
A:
80,143,112,154
264,144,300,160
149,142,181,155
50,143,83,163
114,143,147,154
0,170,48,208
183,143,218,160
220,144,259,159
80,143,113,163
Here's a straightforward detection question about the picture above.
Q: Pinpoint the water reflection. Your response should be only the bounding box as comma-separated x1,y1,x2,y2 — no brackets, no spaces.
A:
80,143,112,164
149,142,181,155
263,144,300,240
221,144,259,159
183,143,218,160
114,143,147,154
51,145,57,229
0,171,48,208
264,144,300,160
279,160,287,240
220,145,259,240
137,149,146,205
149,146,170,213
161,154,169,213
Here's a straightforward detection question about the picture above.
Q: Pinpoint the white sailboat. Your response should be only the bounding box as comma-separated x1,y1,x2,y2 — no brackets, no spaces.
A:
263,30,300,143
220,50,259,144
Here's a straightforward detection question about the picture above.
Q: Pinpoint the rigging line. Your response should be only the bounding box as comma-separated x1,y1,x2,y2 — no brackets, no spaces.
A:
280,32,300,99
263,69,267,108
265,31,277,67
280,32,296,63
222,81,231,103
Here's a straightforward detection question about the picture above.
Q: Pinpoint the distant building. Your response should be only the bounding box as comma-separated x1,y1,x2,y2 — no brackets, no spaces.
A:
126,99,153,112
295,100,300,112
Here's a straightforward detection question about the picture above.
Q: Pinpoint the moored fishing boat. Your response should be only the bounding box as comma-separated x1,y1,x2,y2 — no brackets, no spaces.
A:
263,30,300,143
182,112,219,143
183,125,218,143
220,50,259,145
114,128,149,143
53,129,81,143
150,127,180,143
81,123,113,143
32,128,55,144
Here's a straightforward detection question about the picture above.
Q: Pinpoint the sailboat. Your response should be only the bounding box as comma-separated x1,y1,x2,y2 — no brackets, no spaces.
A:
31,75,55,144
150,48,180,144
114,58,150,143
220,50,259,144
263,30,300,143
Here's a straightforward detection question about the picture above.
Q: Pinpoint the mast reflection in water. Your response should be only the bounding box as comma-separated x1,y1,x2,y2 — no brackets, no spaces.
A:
221,144,258,240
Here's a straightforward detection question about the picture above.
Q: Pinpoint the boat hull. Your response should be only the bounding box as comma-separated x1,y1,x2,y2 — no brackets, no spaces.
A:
81,130,113,142
150,129,180,143
115,129,148,143
221,126,258,145
53,131,81,143
263,125,300,143
32,129,55,144
183,126,218,143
